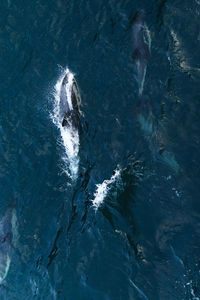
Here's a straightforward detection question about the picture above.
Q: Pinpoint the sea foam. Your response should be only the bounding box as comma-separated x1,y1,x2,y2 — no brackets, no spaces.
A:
92,168,121,210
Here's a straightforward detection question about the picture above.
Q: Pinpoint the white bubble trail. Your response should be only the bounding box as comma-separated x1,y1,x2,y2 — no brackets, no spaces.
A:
92,168,121,210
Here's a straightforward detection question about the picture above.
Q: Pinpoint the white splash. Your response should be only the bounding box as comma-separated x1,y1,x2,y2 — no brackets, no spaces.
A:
50,68,80,181
92,169,121,210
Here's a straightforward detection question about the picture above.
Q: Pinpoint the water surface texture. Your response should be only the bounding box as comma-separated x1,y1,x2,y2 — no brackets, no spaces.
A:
0,0,200,299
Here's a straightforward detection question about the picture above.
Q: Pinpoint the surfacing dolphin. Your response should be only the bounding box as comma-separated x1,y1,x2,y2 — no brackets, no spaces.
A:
59,72,81,130
0,204,18,284
131,11,151,96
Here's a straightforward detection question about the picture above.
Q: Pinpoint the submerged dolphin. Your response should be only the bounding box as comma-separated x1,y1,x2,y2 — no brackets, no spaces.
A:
0,205,18,284
131,11,151,96
59,73,81,129
137,105,180,173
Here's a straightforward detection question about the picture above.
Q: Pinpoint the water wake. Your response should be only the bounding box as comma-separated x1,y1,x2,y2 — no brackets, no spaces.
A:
92,168,121,210
129,278,149,300
50,68,80,181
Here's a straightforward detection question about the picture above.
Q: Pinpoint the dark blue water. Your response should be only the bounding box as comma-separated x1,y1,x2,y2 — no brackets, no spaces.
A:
0,0,200,299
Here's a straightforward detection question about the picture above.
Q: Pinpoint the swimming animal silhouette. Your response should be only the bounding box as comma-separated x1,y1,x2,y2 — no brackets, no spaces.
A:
59,73,81,129
131,11,151,95
0,205,18,284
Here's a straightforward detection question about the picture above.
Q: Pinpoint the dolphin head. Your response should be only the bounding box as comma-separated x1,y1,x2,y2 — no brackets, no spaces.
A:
131,10,145,26
136,10,145,21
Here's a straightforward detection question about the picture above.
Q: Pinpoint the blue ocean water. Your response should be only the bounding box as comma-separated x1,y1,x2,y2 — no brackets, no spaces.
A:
0,0,200,299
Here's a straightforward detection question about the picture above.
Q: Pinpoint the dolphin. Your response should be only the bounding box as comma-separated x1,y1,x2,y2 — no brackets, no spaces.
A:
137,104,180,173
131,11,151,96
0,205,18,284
132,13,180,173
59,73,81,129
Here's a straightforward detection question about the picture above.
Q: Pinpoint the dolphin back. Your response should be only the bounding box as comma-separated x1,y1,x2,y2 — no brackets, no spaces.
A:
59,75,70,122
59,74,81,129
0,208,13,245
